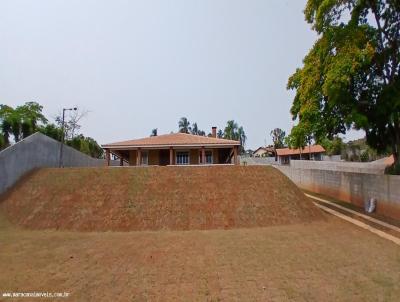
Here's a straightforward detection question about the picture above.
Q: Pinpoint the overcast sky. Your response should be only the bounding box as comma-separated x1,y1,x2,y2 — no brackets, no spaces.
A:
0,0,363,149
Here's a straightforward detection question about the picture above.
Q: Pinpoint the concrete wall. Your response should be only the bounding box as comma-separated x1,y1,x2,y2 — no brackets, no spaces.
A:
240,156,277,165
277,165,400,220
322,155,342,162
289,159,387,174
0,132,105,195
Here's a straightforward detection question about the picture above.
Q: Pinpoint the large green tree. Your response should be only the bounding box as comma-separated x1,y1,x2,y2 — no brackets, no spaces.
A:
0,102,47,144
0,102,104,158
288,0,400,167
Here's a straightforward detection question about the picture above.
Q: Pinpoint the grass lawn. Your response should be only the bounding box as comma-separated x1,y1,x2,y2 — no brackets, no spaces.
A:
1,212,399,302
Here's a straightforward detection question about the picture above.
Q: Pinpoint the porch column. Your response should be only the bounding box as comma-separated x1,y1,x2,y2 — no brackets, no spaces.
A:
201,146,206,165
119,157,124,166
169,147,173,165
105,149,111,166
233,146,238,165
137,148,141,166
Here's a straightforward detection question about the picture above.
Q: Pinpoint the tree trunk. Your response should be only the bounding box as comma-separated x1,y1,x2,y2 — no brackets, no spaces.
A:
393,137,400,167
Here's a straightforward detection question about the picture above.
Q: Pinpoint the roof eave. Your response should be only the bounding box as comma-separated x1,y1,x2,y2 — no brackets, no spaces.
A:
102,143,240,149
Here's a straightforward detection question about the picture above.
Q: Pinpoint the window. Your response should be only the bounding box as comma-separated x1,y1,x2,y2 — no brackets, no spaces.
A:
199,150,213,164
141,151,148,165
176,151,189,165
205,151,213,164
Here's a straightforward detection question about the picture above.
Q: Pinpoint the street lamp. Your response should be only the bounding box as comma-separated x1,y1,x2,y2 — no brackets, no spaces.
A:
58,107,77,168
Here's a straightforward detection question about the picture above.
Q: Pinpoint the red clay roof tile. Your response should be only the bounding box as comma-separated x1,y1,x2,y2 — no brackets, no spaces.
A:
276,145,325,156
103,132,240,148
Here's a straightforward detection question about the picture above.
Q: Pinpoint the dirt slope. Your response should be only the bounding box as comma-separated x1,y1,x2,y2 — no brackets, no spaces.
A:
0,166,323,231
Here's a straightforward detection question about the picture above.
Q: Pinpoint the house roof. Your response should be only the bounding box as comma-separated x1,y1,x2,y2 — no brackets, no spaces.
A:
253,147,267,153
276,145,325,156
253,146,275,154
102,132,240,149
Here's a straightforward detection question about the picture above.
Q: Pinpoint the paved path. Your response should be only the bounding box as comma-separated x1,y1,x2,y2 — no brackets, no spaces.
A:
308,194,400,246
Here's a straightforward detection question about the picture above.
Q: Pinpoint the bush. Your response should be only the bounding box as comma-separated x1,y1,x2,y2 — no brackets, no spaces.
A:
360,150,369,162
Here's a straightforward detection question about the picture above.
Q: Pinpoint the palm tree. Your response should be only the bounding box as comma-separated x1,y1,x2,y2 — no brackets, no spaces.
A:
238,126,247,153
150,128,157,136
223,120,246,154
217,129,224,138
223,120,239,140
178,117,191,134
191,122,199,135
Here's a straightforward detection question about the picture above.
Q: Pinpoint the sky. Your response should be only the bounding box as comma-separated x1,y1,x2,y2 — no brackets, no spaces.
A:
0,0,364,149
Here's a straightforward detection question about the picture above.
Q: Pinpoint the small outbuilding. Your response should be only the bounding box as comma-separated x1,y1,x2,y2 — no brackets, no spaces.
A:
253,146,276,157
276,145,325,165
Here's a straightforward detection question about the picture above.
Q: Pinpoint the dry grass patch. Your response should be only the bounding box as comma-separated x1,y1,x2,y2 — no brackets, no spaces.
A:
0,212,399,301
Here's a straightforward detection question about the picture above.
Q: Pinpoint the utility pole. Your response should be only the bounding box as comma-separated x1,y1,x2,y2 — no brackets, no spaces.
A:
59,107,77,168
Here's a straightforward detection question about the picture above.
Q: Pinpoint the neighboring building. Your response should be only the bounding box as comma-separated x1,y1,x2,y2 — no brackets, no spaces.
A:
276,145,325,165
253,146,276,157
102,127,240,166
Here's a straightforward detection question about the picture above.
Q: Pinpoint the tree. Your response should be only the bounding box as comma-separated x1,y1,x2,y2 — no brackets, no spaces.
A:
1,102,103,158
288,0,400,170
237,126,247,153
178,117,191,134
150,128,158,136
223,120,247,153
224,120,238,140
38,123,63,141
67,135,104,158
17,102,47,139
0,105,14,146
217,129,224,138
270,128,286,149
55,108,87,140
320,136,344,156
0,134,4,150
285,124,307,159
0,102,47,143
191,122,199,135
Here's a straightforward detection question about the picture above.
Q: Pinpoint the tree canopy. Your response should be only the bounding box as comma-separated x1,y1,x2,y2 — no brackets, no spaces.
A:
288,0,400,168
0,102,47,144
0,102,103,158
270,128,286,149
178,117,191,134
175,117,247,153
223,120,247,153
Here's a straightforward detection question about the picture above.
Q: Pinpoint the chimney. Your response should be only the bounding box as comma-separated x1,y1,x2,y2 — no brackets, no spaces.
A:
212,127,217,138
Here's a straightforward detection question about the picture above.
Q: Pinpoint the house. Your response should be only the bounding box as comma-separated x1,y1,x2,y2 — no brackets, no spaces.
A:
253,146,276,157
276,145,325,165
102,127,240,166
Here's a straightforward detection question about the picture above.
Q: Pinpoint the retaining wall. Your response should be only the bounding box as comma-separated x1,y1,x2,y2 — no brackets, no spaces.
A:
0,132,105,195
289,159,387,174
240,156,277,165
277,166,400,220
